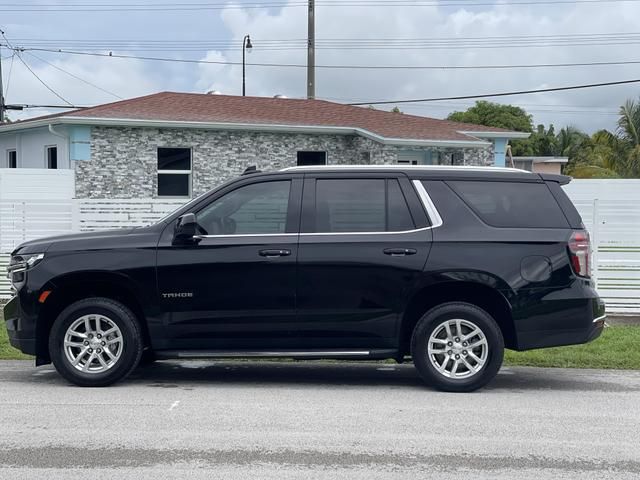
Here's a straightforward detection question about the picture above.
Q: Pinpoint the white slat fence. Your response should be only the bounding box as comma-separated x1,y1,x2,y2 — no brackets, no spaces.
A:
1,179,640,315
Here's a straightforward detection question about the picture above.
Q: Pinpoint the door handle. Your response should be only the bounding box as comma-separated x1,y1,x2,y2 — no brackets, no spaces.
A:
259,249,291,258
383,248,417,257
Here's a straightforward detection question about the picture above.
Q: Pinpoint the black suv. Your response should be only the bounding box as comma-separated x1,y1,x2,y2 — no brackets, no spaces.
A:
4,166,605,391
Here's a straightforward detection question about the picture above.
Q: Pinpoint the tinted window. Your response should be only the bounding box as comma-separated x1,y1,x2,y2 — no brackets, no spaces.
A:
47,146,57,169
448,181,568,228
388,179,415,231
158,148,191,170
297,151,327,166
314,179,414,233
158,174,190,197
198,181,291,235
158,148,191,197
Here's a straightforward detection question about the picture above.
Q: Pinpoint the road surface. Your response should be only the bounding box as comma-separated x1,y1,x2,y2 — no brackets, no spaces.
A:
0,360,639,479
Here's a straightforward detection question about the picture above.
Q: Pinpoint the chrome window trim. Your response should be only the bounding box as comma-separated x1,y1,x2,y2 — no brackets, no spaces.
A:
194,233,297,239
412,180,443,229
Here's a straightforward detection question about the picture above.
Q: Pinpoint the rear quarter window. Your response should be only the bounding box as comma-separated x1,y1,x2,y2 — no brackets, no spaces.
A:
447,180,569,228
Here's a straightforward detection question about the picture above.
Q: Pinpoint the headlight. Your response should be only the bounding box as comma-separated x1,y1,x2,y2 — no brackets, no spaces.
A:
7,253,45,283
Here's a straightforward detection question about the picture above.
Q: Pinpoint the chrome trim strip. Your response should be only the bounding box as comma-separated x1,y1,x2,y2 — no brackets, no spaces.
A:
175,350,371,358
412,180,444,229
593,314,607,323
299,227,430,237
194,233,298,239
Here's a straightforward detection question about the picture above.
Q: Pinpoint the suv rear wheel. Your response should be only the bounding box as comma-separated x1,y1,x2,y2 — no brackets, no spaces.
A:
49,297,143,387
411,302,504,392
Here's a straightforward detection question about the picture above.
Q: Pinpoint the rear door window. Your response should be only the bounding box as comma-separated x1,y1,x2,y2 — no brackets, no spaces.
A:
314,178,415,233
447,181,569,228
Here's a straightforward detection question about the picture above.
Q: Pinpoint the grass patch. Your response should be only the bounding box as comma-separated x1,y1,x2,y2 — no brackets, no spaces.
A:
504,326,640,370
0,310,31,360
0,307,638,369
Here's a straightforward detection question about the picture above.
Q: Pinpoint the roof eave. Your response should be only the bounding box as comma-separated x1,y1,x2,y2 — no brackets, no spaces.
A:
459,130,531,140
0,116,492,148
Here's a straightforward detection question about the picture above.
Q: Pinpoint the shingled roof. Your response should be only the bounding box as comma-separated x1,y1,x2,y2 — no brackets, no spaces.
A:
1,92,529,146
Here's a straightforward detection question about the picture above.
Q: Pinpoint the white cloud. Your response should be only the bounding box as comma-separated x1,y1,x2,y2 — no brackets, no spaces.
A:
5,1,640,132
195,1,640,132
4,53,159,121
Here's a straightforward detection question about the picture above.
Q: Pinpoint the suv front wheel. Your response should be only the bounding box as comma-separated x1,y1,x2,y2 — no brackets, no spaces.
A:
411,302,504,392
49,297,143,387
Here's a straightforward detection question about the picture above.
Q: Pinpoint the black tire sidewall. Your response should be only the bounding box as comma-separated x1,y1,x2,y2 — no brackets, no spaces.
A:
49,298,143,387
411,302,504,392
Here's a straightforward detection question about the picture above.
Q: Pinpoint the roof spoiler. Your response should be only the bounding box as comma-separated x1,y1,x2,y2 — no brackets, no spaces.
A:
539,173,571,185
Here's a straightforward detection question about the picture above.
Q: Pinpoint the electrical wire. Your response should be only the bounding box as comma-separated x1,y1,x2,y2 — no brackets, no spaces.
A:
1,0,640,11
5,44,640,71
346,78,640,105
26,51,123,99
14,53,73,106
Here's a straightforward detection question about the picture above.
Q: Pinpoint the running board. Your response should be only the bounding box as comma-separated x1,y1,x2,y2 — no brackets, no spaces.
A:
155,349,397,360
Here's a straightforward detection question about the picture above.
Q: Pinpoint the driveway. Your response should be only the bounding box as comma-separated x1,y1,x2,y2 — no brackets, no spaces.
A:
1,360,639,479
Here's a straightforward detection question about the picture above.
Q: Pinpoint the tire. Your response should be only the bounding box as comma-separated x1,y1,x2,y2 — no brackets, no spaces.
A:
48,297,143,387
411,302,504,392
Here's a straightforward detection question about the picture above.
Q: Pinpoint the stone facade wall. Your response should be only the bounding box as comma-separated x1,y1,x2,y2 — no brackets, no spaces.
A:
75,126,494,199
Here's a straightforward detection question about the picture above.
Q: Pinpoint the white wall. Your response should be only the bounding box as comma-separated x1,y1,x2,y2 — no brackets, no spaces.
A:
0,169,75,200
0,126,70,169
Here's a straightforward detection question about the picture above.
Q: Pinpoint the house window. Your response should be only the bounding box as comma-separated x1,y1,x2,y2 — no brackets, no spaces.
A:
7,150,17,168
297,151,327,166
46,146,58,169
157,147,191,197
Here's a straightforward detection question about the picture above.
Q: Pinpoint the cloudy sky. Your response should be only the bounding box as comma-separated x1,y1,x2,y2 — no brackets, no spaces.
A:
2,0,640,133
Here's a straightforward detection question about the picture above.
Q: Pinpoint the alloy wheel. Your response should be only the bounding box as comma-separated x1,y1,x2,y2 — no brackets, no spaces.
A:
427,318,489,379
63,314,124,373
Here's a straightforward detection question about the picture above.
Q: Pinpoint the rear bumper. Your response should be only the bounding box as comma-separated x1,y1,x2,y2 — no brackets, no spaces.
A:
514,285,606,351
3,295,37,355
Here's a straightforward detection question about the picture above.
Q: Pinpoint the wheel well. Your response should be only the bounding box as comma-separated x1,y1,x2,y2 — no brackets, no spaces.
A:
36,279,151,363
400,282,517,355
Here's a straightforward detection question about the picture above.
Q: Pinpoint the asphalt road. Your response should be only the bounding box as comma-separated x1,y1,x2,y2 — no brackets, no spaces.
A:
1,360,639,479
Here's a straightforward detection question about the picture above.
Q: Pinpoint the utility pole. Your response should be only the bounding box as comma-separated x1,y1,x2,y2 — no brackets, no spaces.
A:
307,0,315,99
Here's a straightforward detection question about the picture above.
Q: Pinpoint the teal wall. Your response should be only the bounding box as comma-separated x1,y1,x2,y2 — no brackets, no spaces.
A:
493,138,508,167
69,126,91,161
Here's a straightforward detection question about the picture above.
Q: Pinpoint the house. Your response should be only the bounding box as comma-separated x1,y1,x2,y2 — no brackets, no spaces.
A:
511,156,569,175
0,92,529,199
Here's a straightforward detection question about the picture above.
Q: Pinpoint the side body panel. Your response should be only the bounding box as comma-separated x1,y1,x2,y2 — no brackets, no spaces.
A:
418,178,603,350
295,173,432,349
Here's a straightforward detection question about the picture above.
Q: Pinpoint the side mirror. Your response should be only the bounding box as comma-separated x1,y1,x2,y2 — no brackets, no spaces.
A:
173,213,199,244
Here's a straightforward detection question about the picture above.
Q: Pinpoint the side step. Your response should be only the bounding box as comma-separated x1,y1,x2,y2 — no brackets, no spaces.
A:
155,349,398,360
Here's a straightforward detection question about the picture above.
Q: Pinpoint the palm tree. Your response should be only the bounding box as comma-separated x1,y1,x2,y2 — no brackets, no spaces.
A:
618,98,640,147
556,126,588,157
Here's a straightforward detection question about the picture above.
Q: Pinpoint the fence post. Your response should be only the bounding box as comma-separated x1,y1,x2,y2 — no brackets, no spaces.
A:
591,198,599,286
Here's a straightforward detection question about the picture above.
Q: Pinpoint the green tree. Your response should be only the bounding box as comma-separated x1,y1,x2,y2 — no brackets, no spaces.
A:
447,101,533,132
391,106,403,113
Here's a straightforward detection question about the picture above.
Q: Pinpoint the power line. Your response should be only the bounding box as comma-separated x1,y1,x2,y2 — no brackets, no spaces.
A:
5,44,640,71
5,104,88,109
347,78,640,105
14,53,73,106
26,51,123,99
1,0,640,11
3,52,14,98
10,32,640,51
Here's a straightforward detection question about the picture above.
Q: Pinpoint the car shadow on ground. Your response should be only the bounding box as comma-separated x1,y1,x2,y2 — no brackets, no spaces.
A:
8,360,638,393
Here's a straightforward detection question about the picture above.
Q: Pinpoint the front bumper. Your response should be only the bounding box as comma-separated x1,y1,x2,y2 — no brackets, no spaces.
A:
3,295,37,355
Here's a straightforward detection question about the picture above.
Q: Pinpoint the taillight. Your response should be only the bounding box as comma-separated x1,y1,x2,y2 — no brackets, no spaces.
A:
568,230,591,278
